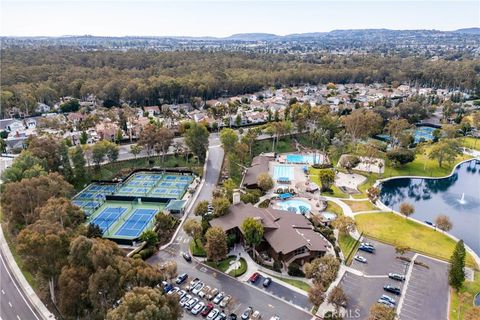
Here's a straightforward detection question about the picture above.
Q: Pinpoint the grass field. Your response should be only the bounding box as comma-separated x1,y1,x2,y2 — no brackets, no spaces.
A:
355,212,477,268
267,273,311,292
382,146,472,178
459,137,480,151
343,200,378,212
449,271,480,319
338,233,359,265
326,201,344,216
252,137,297,157
308,167,349,198
205,256,237,272
189,239,206,257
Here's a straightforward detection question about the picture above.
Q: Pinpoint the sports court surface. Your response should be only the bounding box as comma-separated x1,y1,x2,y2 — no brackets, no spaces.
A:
77,171,194,241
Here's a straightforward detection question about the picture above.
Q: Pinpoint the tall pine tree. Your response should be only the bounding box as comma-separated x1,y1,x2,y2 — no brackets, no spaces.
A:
449,240,466,291
71,145,88,188
59,140,74,183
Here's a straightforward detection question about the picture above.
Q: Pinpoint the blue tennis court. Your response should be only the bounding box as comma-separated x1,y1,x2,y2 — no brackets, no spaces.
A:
91,206,127,233
114,208,158,238
273,165,294,181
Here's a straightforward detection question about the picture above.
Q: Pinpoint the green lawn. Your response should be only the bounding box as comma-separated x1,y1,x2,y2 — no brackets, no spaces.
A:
459,137,480,151
450,271,480,319
189,239,206,257
308,167,349,198
228,258,248,277
326,201,344,216
355,212,477,268
267,273,311,292
343,200,378,212
338,233,359,265
205,256,237,272
252,137,297,157
382,146,472,178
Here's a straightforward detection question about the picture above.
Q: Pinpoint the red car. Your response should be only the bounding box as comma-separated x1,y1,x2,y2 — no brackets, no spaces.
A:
248,272,260,283
201,303,214,317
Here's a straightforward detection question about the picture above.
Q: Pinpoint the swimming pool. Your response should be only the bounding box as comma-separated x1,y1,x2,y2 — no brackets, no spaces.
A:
275,199,312,214
286,154,321,164
273,166,294,182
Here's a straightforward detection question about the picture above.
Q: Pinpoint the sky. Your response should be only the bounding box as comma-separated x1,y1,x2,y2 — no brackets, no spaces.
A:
1,0,479,37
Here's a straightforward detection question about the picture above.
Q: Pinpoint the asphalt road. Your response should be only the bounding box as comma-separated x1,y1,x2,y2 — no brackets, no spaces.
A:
0,249,44,320
147,136,312,320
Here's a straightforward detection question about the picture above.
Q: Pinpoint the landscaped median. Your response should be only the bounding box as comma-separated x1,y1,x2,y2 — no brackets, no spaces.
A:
265,273,311,292
338,233,360,265
355,212,478,268
204,255,248,277
189,239,206,257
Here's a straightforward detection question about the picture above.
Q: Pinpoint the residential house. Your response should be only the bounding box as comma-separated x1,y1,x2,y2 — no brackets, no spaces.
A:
144,106,161,117
210,201,332,267
95,119,119,141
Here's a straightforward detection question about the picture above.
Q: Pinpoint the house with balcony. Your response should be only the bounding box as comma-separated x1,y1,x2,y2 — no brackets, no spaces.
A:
209,201,332,267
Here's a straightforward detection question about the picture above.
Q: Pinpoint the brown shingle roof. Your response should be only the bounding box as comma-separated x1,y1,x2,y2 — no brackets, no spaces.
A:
243,155,272,187
210,203,330,255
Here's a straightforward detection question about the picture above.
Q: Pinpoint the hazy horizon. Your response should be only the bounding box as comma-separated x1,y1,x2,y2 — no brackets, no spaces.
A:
1,1,479,37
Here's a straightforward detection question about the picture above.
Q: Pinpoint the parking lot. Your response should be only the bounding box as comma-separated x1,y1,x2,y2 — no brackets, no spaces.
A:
249,273,311,311
399,255,448,320
339,238,448,320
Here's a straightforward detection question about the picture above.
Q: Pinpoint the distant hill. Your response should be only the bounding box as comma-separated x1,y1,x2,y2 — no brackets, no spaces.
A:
225,33,280,41
454,28,480,35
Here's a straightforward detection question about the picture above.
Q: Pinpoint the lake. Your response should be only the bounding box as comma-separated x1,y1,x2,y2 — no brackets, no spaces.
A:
380,159,480,255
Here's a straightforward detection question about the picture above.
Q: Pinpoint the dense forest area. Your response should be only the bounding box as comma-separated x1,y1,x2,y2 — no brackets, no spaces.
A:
1,48,479,113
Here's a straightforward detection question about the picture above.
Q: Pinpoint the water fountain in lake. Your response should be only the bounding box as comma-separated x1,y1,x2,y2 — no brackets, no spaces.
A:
441,192,479,210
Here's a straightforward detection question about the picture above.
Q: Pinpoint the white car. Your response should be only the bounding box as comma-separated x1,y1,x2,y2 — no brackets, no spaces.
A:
179,294,191,307
380,294,396,305
354,255,367,263
213,292,224,304
251,310,262,319
219,295,231,308
192,282,205,295
191,301,205,315
185,297,199,310
177,290,186,300
207,308,220,320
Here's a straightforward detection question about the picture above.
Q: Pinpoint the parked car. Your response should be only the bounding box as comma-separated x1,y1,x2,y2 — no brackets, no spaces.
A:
177,290,187,300
380,294,396,305
213,292,225,304
358,246,375,253
207,288,219,300
192,301,205,315
163,283,173,293
424,221,434,226
202,303,214,317
179,294,191,307
176,273,188,284
192,282,205,295
388,273,405,281
219,295,231,308
263,277,272,287
186,278,200,291
214,312,227,320
207,308,220,320
377,299,395,308
240,307,253,320
361,242,375,248
249,272,260,283
269,316,280,320
251,310,262,319
183,252,192,262
383,285,401,295
167,287,179,295
354,255,367,263
185,297,199,310
229,313,238,320
199,285,212,298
